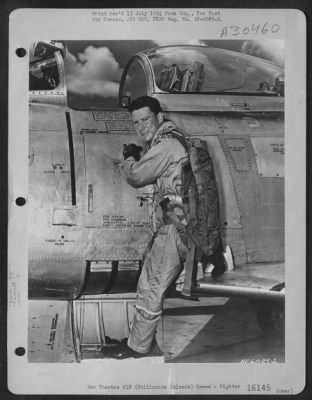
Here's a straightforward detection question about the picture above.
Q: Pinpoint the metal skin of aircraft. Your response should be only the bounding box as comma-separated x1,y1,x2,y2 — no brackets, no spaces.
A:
27,41,285,362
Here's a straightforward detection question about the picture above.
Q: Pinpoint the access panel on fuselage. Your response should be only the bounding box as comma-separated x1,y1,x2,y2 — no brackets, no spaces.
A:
83,132,143,227
29,106,87,299
219,130,284,264
70,110,153,261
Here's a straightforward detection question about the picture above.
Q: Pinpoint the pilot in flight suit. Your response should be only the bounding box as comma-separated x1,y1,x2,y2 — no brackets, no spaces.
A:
108,96,225,359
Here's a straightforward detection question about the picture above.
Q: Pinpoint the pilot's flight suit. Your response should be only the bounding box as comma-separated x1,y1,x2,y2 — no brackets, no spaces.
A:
120,120,189,354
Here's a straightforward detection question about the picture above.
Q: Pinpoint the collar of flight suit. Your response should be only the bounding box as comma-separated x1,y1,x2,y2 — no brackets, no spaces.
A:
149,119,177,149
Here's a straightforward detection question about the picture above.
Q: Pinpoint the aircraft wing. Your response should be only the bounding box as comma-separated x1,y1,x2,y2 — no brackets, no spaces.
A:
194,263,285,301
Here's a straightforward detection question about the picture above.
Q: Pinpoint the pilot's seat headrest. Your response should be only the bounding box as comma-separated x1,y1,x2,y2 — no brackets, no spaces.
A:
156,62,204,93
156,64,182,92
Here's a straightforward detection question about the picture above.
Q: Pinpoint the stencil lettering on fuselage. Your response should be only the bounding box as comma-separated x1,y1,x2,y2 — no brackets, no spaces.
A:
251,138,284,177
225,138,251,172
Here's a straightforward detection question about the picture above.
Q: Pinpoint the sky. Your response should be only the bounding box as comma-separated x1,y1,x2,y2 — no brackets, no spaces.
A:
62,40,284,109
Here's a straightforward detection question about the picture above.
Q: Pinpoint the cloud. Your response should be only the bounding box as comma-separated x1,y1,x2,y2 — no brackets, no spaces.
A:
240,40,284,67
64,46,122,97
153,39,207,47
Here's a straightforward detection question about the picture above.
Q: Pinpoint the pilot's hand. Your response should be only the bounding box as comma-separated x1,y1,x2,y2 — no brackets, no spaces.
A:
123,143,143,161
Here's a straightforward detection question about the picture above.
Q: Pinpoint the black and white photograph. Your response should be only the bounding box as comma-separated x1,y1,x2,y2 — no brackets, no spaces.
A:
8,8,306,395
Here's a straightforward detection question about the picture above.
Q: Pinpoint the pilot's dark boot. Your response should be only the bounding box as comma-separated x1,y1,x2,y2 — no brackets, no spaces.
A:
111,340,149,359
209,243,227,280
106,338,152,359
101,338,159,360
211,258,226,279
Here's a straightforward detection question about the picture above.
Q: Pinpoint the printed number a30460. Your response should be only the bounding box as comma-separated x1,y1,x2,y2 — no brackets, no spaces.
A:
221,23,280,38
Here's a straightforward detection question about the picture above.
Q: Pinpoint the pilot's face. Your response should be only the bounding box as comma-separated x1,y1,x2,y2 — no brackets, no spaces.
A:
131,106,163,144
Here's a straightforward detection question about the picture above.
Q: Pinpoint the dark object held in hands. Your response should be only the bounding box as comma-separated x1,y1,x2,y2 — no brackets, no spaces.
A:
123,143,143,161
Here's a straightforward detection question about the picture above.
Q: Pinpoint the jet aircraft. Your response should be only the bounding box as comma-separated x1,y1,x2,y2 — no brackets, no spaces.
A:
27,41,285,362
